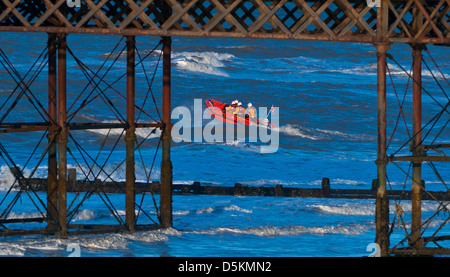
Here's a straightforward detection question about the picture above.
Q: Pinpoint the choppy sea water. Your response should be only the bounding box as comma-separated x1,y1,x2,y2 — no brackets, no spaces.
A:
0,33,449,257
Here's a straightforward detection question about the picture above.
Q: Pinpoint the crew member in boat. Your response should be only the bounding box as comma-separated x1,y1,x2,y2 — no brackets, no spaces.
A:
246,103,257,123
234,102,245,122
227,100,236,114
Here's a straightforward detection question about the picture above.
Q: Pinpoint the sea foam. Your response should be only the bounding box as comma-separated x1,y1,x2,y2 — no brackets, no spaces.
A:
192,223,369,237
171,51,234,77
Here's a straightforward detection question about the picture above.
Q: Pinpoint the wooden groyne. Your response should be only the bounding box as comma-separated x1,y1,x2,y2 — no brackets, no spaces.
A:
14,170,449,201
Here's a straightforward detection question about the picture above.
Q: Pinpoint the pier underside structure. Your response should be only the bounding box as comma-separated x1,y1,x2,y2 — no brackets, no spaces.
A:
0,0,448,256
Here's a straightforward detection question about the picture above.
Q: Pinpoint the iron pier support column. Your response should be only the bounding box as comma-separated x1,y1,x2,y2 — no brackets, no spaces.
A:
160,36,173,228
125,36,136,233
374,42,390,256
47,33,58,232
411,43,424,248
57,34,68,238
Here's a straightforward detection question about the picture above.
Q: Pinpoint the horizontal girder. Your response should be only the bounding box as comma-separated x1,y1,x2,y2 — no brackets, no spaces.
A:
0,0,448,44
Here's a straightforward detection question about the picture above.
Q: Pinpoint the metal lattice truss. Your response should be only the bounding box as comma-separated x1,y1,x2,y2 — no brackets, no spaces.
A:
0,0,448,44
0,35,165,236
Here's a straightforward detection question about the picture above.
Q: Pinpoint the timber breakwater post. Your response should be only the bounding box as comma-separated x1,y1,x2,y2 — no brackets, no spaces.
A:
0,0,448,257
17,174,449,201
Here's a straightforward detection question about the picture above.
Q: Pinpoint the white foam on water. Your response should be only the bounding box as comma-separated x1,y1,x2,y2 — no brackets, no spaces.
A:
173,52,233,77
75,228,179,249
175,204,253,216
192,223,369,237
65,161,160,184
195,204,253,215
279,124,322,140
0,165,17,191
0,243,26,256
196,207,215,214
85,120,161,140
71,209,107,221
314,128,375,141
0,228,181,256
335,63,450,79
279,124,376,142
309,201,443,217
0,165,49,191
173,210,191,216
310,203,374,216
223,204,253,214
153,50,234,77
224,140,266,153
330,178,367,186
3,211,43,219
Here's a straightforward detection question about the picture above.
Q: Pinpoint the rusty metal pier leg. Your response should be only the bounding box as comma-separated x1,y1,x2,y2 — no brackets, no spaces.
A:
374,42,390,256
125,36,136,233
410,43,424,248
47,33,58,232
57,34,68,238
160,36,173,228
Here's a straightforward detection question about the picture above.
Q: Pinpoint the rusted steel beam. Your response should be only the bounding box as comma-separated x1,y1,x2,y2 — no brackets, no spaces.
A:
0,126,51,133
0,25,447,44
47,33,58,232
57,33,68,238
376,0,390,42
70,122,126,130
0,217,45,224
69,122,162,130
389,155,450,162
160,36,173,229
423,144,450,149
413,0,446,40
374,41,391,257
135,122,163,129
411,43,424,248
125,35,136,233
0,122,52,128
0,228,51,237
0,122,162,132
0,0,447,44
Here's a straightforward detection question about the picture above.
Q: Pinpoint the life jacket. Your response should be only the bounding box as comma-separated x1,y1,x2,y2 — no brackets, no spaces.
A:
247,107,257,118
225,106,233,114
235,106,245,116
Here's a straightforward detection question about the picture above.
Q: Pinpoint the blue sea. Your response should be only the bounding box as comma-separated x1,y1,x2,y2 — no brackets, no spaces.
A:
0,32,449,257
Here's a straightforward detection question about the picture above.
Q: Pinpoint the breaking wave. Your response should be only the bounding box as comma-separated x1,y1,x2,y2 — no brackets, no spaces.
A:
84,120,161,140
336,63,450,79
309,201,443,217
0,228,179,256
175,204,253,216
154,50,234,77
279,124,375,141
192,223,369,237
